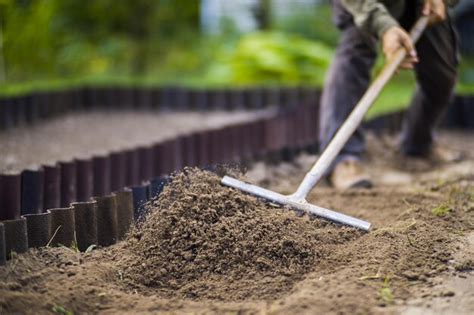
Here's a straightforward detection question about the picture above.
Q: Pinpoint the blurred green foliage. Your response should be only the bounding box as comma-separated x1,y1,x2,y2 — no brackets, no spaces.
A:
205,31,333,86
0,0,200,81
457,57,474,94
0,0,472,118
272,2,340,47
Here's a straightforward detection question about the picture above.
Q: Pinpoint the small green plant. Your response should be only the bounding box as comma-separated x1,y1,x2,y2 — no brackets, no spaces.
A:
379,277,394,304
9,251,18,260
431,202,452,217
70,240,80,253
52,305,73,315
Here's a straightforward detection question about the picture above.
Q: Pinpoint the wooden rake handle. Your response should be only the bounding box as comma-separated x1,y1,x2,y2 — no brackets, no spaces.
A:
291,16,430,200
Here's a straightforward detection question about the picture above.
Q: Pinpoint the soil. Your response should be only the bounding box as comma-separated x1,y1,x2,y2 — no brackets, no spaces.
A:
1,131,473,314
117,169,360,301
0,109,272,173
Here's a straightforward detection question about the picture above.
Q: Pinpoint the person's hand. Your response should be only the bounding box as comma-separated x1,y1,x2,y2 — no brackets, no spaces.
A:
423,0,446,24
382,26,418,69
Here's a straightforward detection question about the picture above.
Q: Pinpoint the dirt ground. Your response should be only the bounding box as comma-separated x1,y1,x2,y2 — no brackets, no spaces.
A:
1,130,473,315
0,109,272,173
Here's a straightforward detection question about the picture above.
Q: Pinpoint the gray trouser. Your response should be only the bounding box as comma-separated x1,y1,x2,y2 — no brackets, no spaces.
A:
319,1,459,168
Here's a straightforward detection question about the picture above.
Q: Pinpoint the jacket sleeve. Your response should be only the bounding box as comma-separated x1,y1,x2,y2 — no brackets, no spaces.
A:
340,0,399,39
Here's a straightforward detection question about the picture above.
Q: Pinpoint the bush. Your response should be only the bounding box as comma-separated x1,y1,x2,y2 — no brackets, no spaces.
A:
206,31,333,86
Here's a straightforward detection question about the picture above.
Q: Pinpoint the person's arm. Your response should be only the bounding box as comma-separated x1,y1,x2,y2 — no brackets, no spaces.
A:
343,0,451,70
340,0,416,69
340,0,399,39
341,0,458,39
381,0,449,70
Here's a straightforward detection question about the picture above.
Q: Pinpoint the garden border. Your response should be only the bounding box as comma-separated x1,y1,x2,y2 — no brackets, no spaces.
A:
0,87,472,263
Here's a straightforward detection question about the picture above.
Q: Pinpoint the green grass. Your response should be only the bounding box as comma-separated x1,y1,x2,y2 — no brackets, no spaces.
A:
457,82,474,95
0,75,160,97
52,305,73,315
431,202,452,217
367,71,416,119
457,56,474,94
379,277,394,304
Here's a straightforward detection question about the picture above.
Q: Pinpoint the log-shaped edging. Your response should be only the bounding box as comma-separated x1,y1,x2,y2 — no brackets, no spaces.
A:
0,173,22,221
49,207,76,247
110,151,128,192
0,223,6,265
76,158,94,202
59,161,77,208
21,168,44,216
113,190,134,240
130,185,149,221
92,195,118,247
138,146,154,182
125,149,140,187
0,86,471,131
72,201,98,252
3,218,28,258
149,176,170,199
23,212,52,248
43,164,61,210
92,155,112,196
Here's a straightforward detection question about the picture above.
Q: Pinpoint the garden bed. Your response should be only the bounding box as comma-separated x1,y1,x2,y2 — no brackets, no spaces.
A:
1,131,473,314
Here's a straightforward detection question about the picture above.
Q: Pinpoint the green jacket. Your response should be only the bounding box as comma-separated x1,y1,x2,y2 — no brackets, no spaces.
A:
340,0,459,38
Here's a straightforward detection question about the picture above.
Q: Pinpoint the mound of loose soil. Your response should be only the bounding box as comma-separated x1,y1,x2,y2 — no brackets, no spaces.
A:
117,168,361,300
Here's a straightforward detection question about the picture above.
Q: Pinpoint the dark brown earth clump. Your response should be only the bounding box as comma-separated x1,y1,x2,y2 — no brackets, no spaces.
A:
117,168,360,300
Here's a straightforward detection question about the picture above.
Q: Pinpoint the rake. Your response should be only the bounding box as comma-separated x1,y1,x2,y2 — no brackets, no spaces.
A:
222,16,429,231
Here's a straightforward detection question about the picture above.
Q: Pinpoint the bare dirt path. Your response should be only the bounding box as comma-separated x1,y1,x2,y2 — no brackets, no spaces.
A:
398,232,474,315
0,109,272,173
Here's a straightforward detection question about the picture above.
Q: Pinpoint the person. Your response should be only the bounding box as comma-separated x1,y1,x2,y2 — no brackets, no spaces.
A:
320,0,461,189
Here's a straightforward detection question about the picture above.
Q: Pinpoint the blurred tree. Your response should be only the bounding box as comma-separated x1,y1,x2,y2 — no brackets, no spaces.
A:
2,0,201,81
55,0,200,74
2,0,61,80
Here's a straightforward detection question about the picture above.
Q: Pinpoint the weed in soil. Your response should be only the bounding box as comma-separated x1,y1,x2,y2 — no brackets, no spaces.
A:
379,277,394,305
432,202,452,217
52,305,73,315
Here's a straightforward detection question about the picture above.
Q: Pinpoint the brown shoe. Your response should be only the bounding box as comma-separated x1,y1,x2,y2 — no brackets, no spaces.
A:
329,159,373,190
425,143,463,163
394,140,464,172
